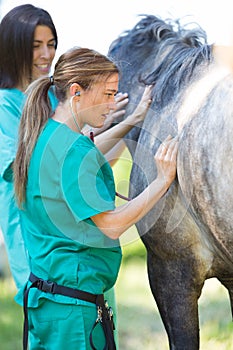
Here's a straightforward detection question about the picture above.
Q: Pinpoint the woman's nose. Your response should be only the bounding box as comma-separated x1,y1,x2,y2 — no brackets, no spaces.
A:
40,45,50,59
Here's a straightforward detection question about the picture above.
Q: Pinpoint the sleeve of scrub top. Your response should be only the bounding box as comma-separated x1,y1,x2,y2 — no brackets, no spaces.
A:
0,92,22,182
0,126,16,182
61,142,115,222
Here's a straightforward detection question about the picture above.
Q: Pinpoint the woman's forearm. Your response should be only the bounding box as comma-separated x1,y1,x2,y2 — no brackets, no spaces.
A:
94,115,136,154
104,140,126,166
92,135,178,239
91,177,169,239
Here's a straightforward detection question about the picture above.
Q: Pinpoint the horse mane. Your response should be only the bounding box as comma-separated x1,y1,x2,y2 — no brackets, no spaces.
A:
109,14,214,110
109,14,176,50
142,23,214,108
108,14,180,68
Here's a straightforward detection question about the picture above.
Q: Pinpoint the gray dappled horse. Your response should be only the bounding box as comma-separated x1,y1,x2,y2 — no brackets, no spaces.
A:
108,15,233,349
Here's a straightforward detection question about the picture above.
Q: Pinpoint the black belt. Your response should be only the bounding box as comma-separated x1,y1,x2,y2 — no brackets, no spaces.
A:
29,272,99,303
23,272,116,350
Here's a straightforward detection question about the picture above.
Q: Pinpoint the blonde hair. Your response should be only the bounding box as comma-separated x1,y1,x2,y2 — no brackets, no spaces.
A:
14,46,119,206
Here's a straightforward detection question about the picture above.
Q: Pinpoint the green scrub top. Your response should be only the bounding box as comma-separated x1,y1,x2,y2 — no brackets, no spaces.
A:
16,119,122,308
0,88,57,289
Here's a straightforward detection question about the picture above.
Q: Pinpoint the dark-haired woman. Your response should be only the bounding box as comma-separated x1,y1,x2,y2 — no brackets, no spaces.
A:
0,3,58,290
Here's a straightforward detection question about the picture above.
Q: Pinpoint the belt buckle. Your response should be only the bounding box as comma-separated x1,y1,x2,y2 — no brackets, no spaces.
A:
37,279,55,293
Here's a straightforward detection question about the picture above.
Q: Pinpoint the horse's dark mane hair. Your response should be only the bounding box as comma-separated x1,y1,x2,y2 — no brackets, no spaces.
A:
108,14,179,57
144,44,213,107
141,22,213,108
108,14,213,109
108,13,215,122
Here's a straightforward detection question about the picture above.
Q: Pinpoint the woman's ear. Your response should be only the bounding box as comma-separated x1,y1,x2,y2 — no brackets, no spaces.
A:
70,83,82,97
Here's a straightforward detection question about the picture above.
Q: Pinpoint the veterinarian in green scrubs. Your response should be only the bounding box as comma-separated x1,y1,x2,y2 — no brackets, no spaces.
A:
17,120,122,349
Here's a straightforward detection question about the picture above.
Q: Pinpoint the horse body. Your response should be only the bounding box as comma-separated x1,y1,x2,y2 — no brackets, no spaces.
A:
108,15,233,349
178,71,233,265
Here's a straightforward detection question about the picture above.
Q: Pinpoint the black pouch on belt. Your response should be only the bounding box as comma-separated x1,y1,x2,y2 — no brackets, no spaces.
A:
90,294,116,350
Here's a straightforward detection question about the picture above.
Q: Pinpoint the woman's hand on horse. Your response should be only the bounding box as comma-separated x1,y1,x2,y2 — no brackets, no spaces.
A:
104,92,129,129
126,85,153,125
111,92,129,120
105,92,129,126
155,135,178,188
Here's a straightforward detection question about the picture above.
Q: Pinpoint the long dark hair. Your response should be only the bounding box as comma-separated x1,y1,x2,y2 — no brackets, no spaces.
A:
0,4,58,88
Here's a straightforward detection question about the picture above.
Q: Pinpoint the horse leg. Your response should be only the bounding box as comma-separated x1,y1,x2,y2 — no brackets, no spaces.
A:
146,247,204,350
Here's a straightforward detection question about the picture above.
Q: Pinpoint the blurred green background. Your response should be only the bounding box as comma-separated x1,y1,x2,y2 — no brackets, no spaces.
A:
0,148,233,349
